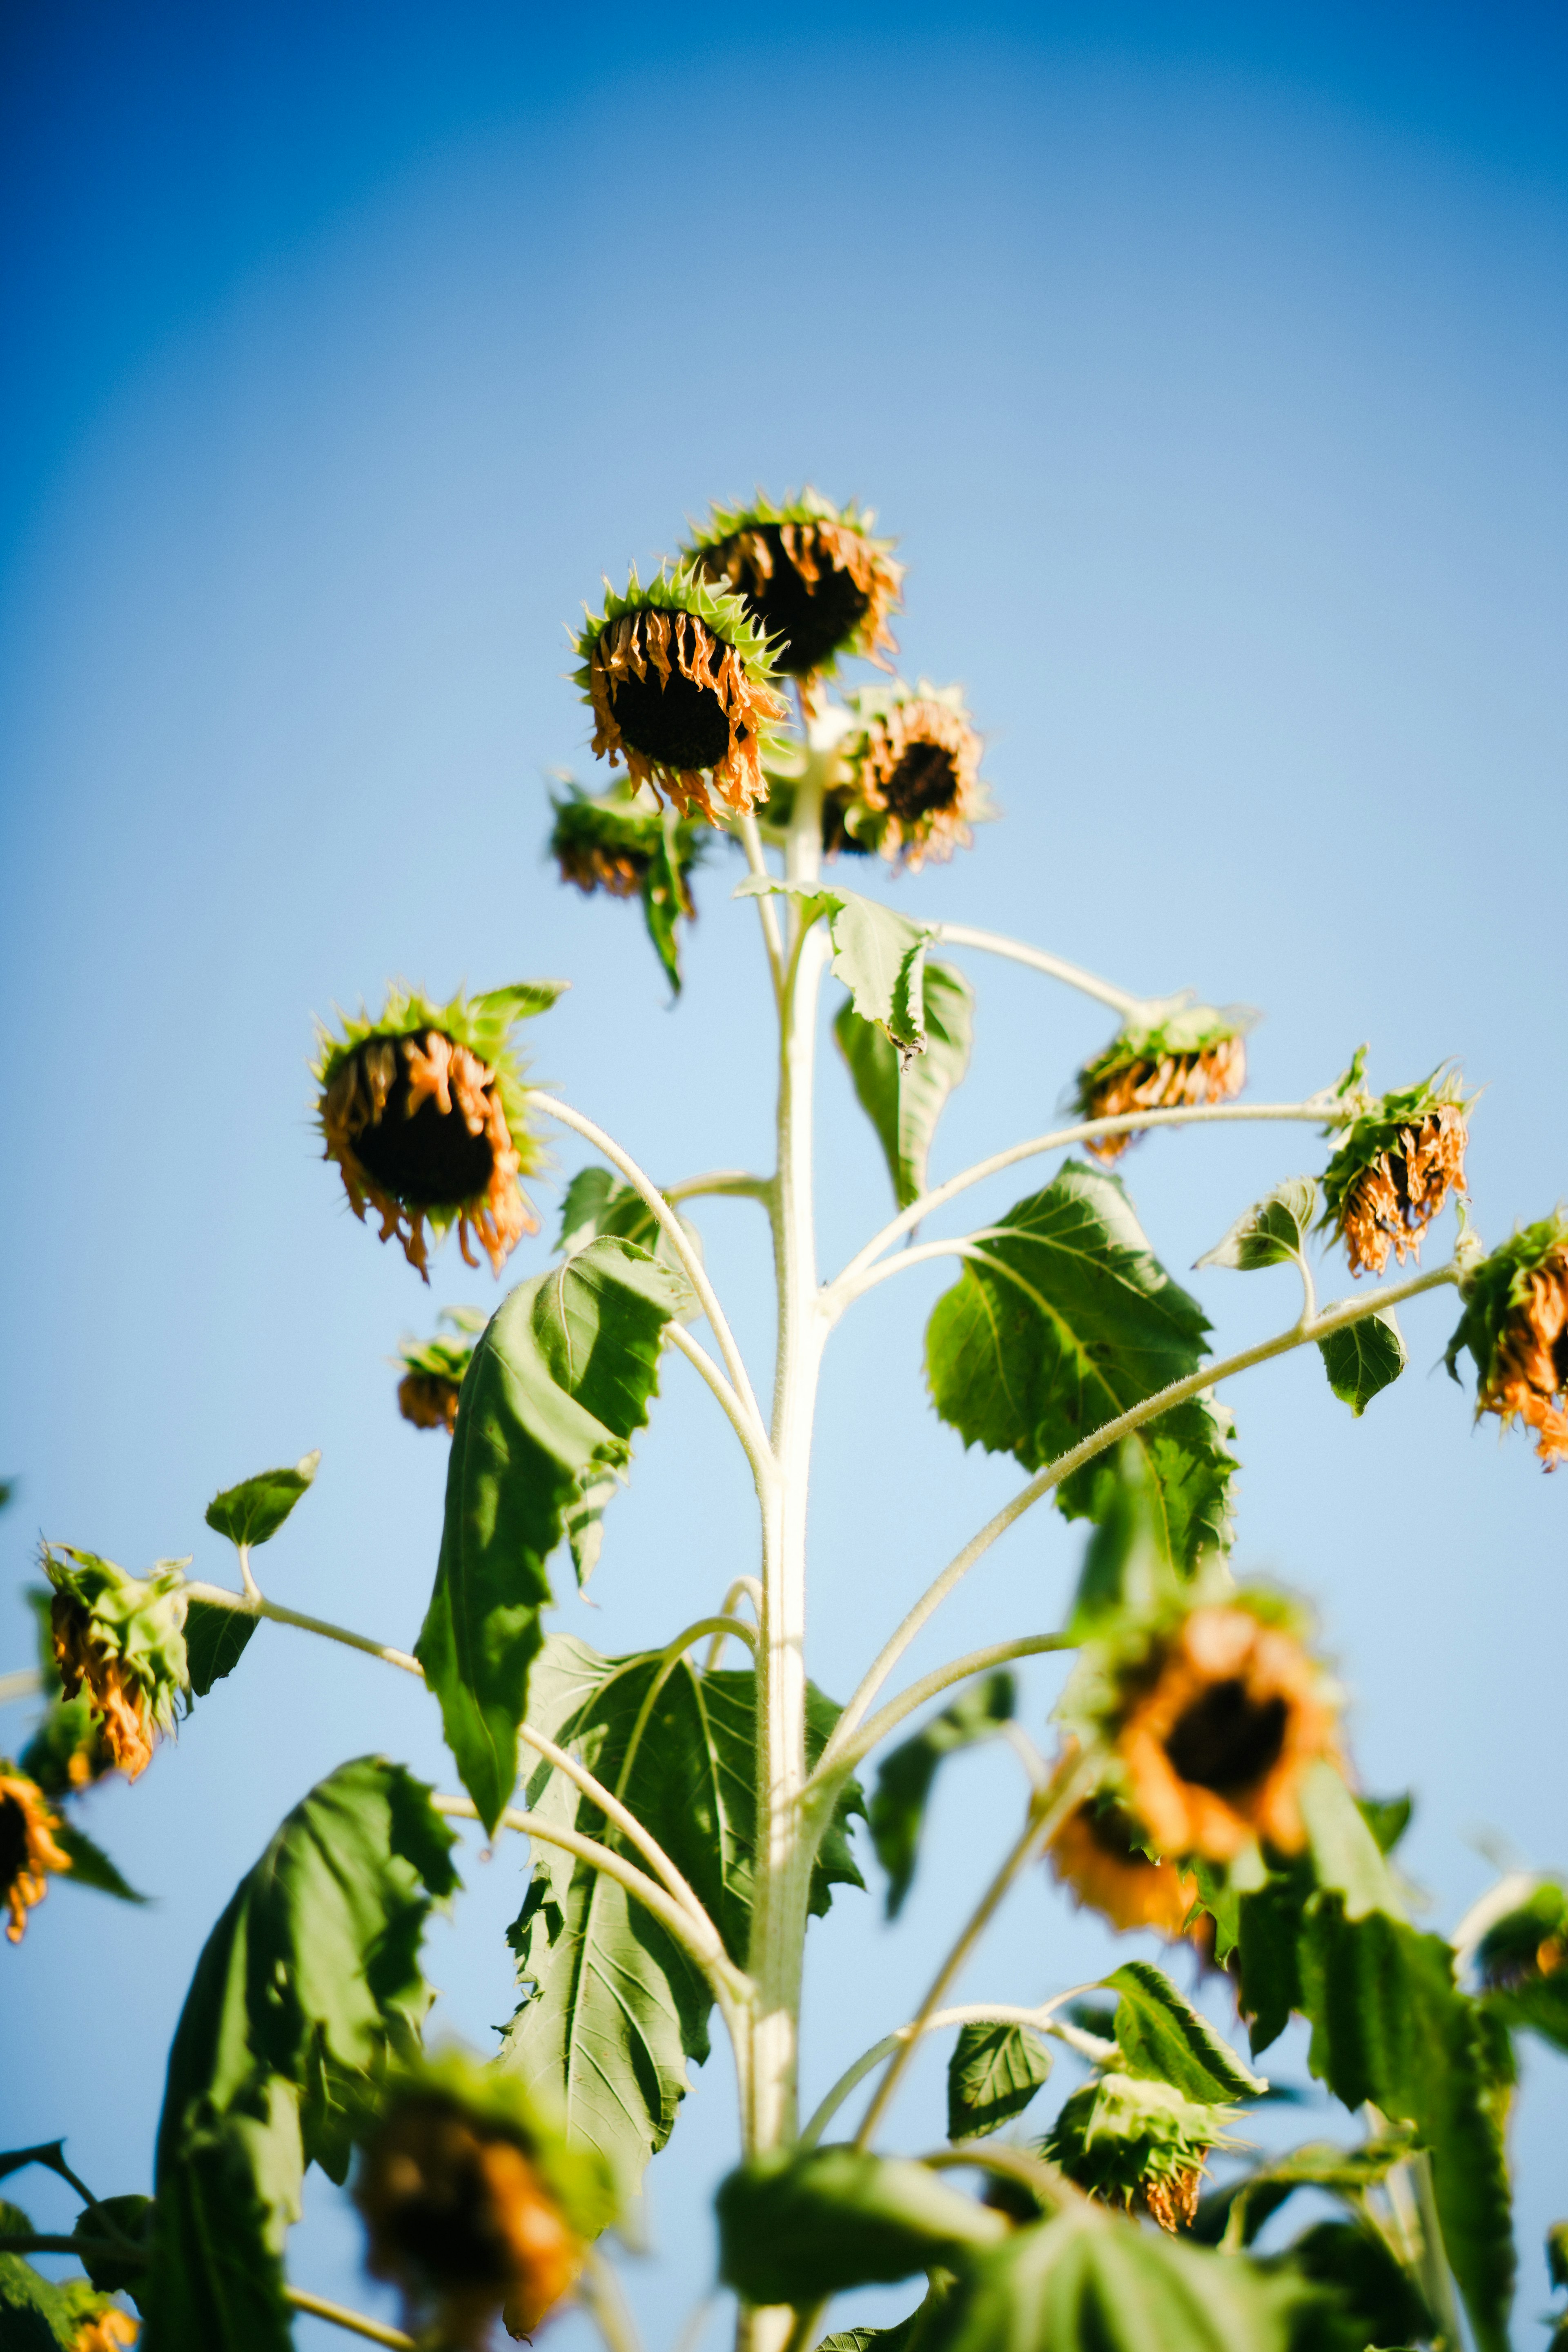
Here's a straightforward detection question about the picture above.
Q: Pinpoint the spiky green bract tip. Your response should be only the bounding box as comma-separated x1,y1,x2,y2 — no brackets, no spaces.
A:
573,563,786,824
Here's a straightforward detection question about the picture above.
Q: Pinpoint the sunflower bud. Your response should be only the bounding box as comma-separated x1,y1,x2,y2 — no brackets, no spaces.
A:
0,1764,71,1942
685,489,902,688
396,1309,486,1434
42,1547,189,1783
1444,1212,1568,1468
1043,2072,1237,2232
1319,1063,1471,1276
315,984,557,1281
1073,1004,1252,1162
817,682,991,873
574,568,785,823
1062,1596,1341,1864
1048,1787,1200,1941
354,2058,615,2349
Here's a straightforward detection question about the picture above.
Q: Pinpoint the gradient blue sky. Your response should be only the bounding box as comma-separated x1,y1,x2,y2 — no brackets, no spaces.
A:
1,3,1565,2345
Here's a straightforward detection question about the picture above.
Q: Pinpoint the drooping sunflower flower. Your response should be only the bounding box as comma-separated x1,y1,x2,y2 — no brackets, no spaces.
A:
821,682,992,873
1043,2072,1238,2233
1073,1004,1252,1163
548,782,706,994
0,1765,71,1942
685,488,903,691
1048,1788,1200,1941
354,2059,615,2349
574,567,785,824
43,1547,189,1784
1319,1062,1472,1277
1081,1599,1341,1864
1445,1212,1568,1469
314,982,560,1281
396,1308,486,1435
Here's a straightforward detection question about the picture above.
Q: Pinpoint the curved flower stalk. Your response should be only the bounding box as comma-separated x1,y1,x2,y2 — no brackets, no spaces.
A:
1072,1001,1253,1160
684,487,902,690
314,982,559,1279
1445,1210,1568,1466
1319,1053,1472,1275
574,566,786,822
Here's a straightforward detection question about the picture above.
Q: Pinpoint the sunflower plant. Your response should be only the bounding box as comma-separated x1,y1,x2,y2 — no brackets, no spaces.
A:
3,486,1565,2352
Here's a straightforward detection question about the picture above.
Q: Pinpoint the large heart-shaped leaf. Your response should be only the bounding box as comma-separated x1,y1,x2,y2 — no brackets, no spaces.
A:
417,1238,688,1831
925,1161,1236,1568
501,1637,864,2198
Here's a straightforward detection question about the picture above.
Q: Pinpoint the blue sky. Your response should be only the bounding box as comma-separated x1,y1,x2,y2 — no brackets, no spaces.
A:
1,3,1565,2345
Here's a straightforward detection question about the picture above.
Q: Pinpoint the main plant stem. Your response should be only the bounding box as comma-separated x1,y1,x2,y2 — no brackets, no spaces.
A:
748,747,832,2173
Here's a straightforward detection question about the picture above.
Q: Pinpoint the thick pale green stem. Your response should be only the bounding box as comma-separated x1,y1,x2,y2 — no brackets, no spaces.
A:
748,748,832,2172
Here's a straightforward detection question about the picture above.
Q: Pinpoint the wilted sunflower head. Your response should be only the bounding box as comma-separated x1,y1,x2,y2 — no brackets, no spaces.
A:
396,1308,486,1435
820,681,992,872
1043,2072,1238,2232
685,488,903,689
1475,1878,1568,1992
549,781,701,902
1069,1596,1341,1864
42,1546,189,1784
1445,1210,1568,1469
354,2056,615,2348
0,1764,71,1943
1318,1061,1472,1277
1073,1003,1253,1162
573,566,785,824
1048,1785,1200,1942
314,983,561,1282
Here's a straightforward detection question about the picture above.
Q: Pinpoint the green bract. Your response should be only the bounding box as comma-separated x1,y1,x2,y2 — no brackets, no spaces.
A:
574,562,786,822
1045,2070,1239,2225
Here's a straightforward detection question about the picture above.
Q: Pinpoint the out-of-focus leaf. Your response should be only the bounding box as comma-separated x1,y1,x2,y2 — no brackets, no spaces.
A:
0,2197,118,2352
1191,2129,1417,2247
869,1674,1013,1920
183,1601,258,1698
473,980,569,1020
1063,1441,1189,1641
819,2281,952,2352
142,1758,458,2350
920,2204,1313,2352
1317,1311,1406,1416
1103,1960,1265,2101
1282,2216,1435,2352
834,959,973,1208
53,1823,146,1905
417,1238,688,1833
1197,1179,1318,1272
925,1163,1236,1571
204,1453,320,1550
716,2149,1004,2306
502,1638,864,2201
71,2195,154,2302
946,2023,1052,2141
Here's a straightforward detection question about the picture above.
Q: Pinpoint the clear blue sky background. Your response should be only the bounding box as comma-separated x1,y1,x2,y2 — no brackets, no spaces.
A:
1,3,1564,2344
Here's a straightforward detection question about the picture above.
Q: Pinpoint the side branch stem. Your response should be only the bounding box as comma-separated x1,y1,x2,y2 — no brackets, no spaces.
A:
824,1259,1459,1762
530,1091,769,1444
804,1633,1073,1805
929,922,1144,1016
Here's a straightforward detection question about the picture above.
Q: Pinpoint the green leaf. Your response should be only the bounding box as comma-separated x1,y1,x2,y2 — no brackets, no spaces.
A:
1548,2221,1568,2292
715,2149,1004,2306
72,2196,154,2302
1197,1179,1318,1272
834,958,974,1207
204,1452,320,1550
946,2023,1051,2141
1190,2128,1418,2247
735,879,932,1052
416,1238,688,1832
925,1163,1236,1571
1300,1761,1403,1920
1103,1961,1266,2100
0,2198,113,2352
1234,1860,1311,2056
1063,1440,1188,1641
868,1674,1013,1920
1283,2216,1436,2352
920,2205,1312,2352
183,1600,259,1698
1317,1310,1407,1416
819,2282,952,2352
501,1638,864,2200
143,1758,458,2349
556,1167,702,1308
53,1822,146,1905
1298,1902,1514,2352
472,979,570,1020
639,824,694,995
